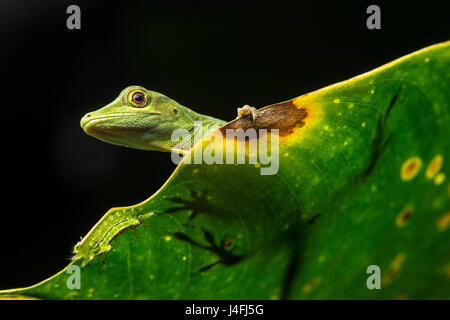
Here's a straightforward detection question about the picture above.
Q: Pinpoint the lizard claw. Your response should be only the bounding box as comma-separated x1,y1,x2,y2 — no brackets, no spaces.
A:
236,105,258,121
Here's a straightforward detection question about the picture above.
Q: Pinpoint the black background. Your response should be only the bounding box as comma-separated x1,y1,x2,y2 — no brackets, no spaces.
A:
0,0,448,289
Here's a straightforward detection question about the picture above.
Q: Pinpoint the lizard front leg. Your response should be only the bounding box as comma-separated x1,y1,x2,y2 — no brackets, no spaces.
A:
236,104,258,121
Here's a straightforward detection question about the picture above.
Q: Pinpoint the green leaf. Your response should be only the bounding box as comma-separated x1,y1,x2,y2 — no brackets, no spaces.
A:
1,42,449,299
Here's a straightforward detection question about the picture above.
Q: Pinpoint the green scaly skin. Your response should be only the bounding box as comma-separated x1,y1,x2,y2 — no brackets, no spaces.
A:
80,86,226,152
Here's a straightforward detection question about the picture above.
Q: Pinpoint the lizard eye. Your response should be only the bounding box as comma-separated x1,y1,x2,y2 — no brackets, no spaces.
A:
128,90,148,108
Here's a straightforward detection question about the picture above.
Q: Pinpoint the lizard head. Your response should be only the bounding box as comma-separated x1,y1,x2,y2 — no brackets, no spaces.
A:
80,85,187,152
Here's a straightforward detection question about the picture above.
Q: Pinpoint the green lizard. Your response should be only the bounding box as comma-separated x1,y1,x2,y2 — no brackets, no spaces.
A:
76,85,259,265
80,85,235,152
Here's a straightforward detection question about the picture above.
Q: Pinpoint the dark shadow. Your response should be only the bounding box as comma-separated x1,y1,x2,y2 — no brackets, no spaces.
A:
307,213,322,225
173,229,246,275
279,218,310,299
360,85,403,179
165,189,230,222
167,189,316,298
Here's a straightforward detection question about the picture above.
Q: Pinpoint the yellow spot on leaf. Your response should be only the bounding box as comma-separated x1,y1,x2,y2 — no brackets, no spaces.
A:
182,256,187,261
333,99,340,103
434,173,446,186
401,157,422,181
323,125,329,130
383,253,407,285
361,122,366,127
348,103,354,109
394,294,409,300
396,206,414,227
290,97,323,134
302,277,321,293
392,253,407,268
426,155,443,179
370,89,375,94
425,57,430,63
436,212,450,231
444,263,450,278
164,235,172,242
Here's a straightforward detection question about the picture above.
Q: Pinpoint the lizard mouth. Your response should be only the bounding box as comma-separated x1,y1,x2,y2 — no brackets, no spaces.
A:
80,113,161,133
81,114,137,129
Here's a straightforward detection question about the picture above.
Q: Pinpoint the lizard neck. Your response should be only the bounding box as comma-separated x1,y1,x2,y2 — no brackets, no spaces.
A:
181,106,227,136
174,106,227,153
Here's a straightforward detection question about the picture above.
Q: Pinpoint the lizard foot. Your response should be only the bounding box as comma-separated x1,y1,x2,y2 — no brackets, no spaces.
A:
236,105,258,121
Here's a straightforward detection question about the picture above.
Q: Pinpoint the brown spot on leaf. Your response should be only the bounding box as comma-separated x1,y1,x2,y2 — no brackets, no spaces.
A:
383,253,406,285
220,100,308,138
436,212,450,231
401,157,422,181
383,269,400,284
302,277,321,293
223,240,233,248
396,206,414,227
426,155,443,179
